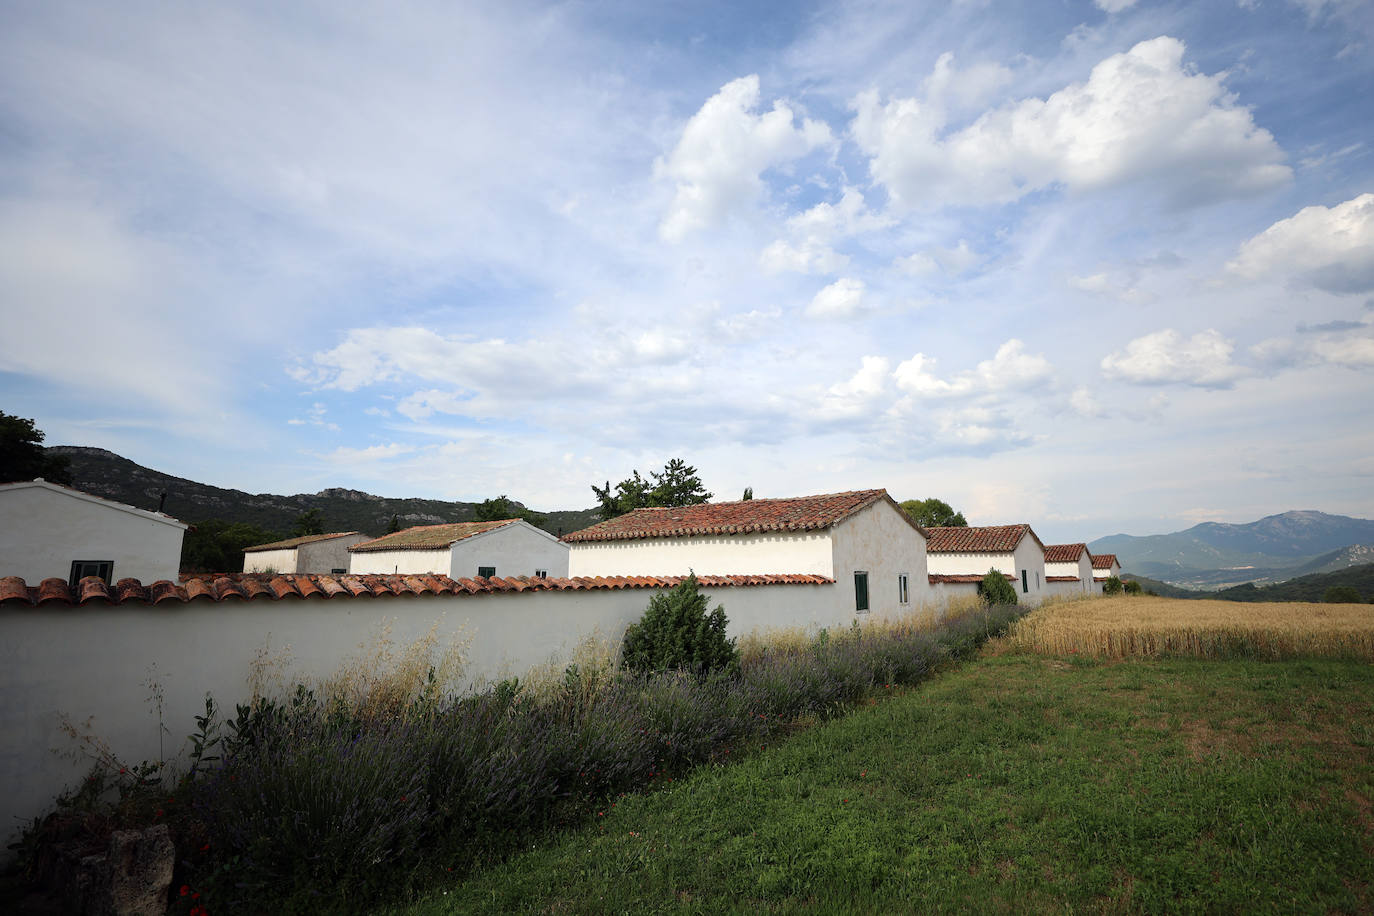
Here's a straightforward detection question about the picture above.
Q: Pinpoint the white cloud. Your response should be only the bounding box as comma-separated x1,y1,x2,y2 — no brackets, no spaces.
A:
923,52,1014,115
759,238,849,274
657,75,831,241
715,306,783,340
1309,335,1374,368
815,355,892,420
1068,272,1150,303
852,36,1290,210
1069,387,1106,417
1094,0,1140,12
1101,329,1248,388
1227,193,1374,294
895,239,980,276
806,277,868,318
761,187,890,275
288,402,341,431
894,340,1053,398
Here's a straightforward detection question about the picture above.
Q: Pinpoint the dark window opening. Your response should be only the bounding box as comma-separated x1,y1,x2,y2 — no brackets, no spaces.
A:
855,571,869,612
331,568,346,575
535,569,548,578
478,566,496,578
1021,569,1029,594
898,573,909,605
70,560,113,588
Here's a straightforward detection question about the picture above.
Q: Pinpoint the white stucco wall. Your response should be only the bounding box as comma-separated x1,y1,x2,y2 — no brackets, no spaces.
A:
244,548,296,574
828,500,930,617
0,483,186,583
349,548,453,576
449,521,570,579
567,530,834,578
1045,553,1094,596
0,578,876,856
928,536,1045,606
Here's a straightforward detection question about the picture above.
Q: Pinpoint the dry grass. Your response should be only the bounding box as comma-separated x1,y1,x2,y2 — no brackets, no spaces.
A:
1002,595,1374,660
520,627,621,704
316,618,471,722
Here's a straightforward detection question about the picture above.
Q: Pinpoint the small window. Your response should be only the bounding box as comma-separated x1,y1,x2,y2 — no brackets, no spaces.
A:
534,569,548,579
898,573,909,605
331,568,346,575
1021,569,1029,594
854,571,869,612
477,566,496,579
1035,571,1041,589
70,560,113,588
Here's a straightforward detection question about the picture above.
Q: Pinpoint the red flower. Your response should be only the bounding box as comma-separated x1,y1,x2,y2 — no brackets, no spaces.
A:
154,809,164,818
179,885,190,896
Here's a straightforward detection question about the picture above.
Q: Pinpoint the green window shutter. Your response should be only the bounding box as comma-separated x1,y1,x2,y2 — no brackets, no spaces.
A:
855,571,869,611
478,566,496,578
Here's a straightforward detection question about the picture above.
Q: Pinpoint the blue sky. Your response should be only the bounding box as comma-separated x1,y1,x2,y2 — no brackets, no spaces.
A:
2,0,1372,543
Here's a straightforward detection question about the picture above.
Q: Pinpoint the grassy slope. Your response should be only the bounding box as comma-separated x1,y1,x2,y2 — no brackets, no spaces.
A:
401,654,1374,914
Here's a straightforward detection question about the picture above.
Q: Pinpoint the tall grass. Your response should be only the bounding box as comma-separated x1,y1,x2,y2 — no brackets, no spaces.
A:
1003,595,1374,660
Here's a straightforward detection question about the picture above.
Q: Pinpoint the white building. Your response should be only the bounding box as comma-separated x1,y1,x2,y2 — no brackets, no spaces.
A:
563,489,929,617
243,531,369,574
1092,553,1123,583
1043,543,1096,597
925,524,1048,605
349,519,569,579
0,479,187,585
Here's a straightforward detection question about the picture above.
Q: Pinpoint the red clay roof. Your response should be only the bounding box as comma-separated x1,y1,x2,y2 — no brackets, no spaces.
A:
1045,575,1080,583
562,490,921,542
0,572,834,607
925,524,1042,554
1043,543,1088,563
244,531,363,552
928,573,1015,584
350,520,518,552
1091,553,1119,569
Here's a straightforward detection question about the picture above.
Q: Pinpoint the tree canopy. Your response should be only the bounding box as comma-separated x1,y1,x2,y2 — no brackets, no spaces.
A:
290,508,325,538
473,494,546,528
592,458,712,520
181,519,282,574
899,497,967,528
0,410,72,485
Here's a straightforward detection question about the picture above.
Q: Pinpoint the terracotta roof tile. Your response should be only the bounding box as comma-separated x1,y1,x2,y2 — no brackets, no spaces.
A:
1091,553,1119,569
0,571,834,607
1044,543,1088,563
243,531,363,552
349,521,518,553
925,524,1043,554
562,490,921,542
928,573,1015,584
1045,575,1080,583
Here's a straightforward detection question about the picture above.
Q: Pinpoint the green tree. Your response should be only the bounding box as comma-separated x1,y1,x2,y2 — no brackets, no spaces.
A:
181,519,283,573
290,508,325,538
977,569,1018,606
1323,585,1361,604
385,514,402,534
1123,579,1143,595
899,497,967,528
592,459,712,520
1102,575,1124,596
621,573,738,676
0,411,73,485
474,494,546,528
742,487,753,501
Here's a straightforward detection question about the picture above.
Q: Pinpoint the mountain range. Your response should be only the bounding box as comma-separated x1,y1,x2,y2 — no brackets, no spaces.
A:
48,446,601,539
1089,511,1374,589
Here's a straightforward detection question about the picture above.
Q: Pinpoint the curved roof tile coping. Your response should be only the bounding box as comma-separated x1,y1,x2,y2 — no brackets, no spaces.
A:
0,572,834,607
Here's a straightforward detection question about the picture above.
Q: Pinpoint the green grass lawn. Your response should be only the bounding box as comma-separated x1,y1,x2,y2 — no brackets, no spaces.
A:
398,653,1374,914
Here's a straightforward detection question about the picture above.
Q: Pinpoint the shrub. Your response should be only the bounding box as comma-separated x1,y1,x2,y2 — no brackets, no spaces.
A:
1123,579,1143,595
621,573,739,676
977,568,1018,606
1323,585,1361,604
1102,575,1124,596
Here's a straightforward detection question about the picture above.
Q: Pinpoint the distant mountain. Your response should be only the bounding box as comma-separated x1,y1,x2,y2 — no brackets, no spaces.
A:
1090,510,1374,589
1125,563,1374,604
47,446,601,539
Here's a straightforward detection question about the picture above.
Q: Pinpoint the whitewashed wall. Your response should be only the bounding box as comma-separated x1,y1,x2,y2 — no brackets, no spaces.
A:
0,579,865,855
568,530,834,578
0,483,186,583
449,521,569,579
243,548,295,573
1045,552,1094,596
350,548,452,576
829,501,931,616
928,539,1046,606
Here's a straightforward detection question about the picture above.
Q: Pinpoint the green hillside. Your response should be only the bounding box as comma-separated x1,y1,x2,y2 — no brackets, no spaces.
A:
1125,562,1374,603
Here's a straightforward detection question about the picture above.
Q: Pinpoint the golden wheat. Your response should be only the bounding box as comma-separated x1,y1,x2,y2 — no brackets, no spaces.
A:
1003,596,1374,660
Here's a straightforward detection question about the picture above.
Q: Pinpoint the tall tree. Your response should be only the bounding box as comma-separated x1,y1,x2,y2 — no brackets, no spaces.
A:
899,497,967,528
742,487,753,501
386,514,402,534
290,508,325,538
593,459,712,521
0,411,73,485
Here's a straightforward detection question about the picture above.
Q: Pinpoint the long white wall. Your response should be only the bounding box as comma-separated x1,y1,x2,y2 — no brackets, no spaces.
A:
350,548,452,576
244,548,295,573
0,485,185,583
928,538,1046,605
568,530,834,578
0,579,867,856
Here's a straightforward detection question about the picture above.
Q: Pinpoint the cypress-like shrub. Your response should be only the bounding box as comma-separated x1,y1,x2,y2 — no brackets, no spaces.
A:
977,568,1018,606
622,573,739,676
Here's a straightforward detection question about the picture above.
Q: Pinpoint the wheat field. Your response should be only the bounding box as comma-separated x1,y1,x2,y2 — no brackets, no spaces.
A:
1002,595,1374,660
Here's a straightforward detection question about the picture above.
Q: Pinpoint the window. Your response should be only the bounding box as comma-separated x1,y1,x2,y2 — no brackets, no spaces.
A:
1035,571,1040,589
477,566,496,579
69,560,113,588
898,573,909,605
854,571,869,612
331,568,346,575
534,569,548,579
1021,569,1029,594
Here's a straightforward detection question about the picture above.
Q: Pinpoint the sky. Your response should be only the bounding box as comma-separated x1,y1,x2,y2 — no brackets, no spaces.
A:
1,0,1372,543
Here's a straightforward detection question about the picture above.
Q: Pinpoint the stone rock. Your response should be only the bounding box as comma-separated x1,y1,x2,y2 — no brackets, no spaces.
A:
52,824,174,916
